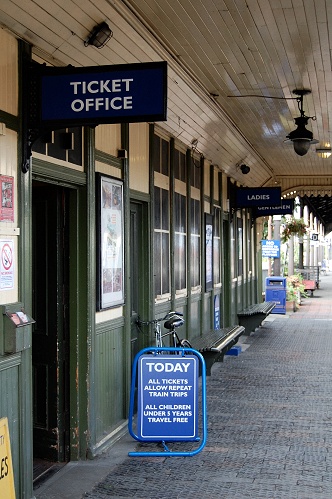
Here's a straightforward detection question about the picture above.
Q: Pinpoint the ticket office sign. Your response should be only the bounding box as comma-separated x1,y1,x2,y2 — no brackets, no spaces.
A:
39,61,167,126
137,355,199,441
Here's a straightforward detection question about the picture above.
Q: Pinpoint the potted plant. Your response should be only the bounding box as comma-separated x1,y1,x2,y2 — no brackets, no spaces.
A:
281,217,308,243
286,274,307,311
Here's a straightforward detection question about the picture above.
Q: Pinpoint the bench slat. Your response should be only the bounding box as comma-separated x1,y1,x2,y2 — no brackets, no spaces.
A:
190,326,244,352
238,301,276,317
190,325,245,376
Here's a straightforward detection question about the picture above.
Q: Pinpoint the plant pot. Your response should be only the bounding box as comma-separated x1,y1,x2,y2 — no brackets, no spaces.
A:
286,300,297,313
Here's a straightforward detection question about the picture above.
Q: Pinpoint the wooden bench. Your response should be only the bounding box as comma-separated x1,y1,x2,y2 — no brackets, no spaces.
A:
237,301,276,335
190,325,245,376
303,279,316,297
295,266,320,289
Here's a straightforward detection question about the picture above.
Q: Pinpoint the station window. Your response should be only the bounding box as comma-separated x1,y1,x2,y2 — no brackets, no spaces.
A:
174,149,187,292
174,192,187,291
174,149,186,182
213,207,221,285
32,127,83,166
190,198,201,288
190,156,201,189
153,134,170,298
238,218,243,276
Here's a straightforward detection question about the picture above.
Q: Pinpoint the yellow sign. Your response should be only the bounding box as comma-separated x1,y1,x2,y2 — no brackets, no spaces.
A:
0,417,15,498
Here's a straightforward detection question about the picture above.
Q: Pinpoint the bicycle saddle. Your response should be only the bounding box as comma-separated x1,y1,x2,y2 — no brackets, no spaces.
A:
164,316,184,329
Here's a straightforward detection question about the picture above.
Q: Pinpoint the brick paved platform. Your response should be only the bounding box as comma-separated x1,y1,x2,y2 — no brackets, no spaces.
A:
35,273,332,499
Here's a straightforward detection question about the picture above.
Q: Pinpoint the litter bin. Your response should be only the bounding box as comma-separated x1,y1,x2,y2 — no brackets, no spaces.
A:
265,277,287,314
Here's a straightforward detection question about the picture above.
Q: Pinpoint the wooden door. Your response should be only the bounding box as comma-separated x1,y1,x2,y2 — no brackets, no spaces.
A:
130,201,150,361
32,182,70,462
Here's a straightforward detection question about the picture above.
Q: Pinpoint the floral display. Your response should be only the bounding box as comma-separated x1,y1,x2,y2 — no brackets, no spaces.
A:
281,217,308,243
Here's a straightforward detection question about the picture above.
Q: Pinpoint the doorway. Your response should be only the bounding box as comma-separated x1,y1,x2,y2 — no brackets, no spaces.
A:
130,201,150,362
32,182,70,477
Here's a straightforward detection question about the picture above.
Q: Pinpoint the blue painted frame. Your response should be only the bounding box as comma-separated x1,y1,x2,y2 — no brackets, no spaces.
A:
128,347,207,457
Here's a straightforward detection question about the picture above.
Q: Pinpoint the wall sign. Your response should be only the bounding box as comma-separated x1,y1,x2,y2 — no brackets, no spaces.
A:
261,239,281,258
96,175,124,309
37,61,167,127
236,187,281,208
205,214,213,291
137,354,199,441
0,239,14,290
0,176,14,222
252,199,294,218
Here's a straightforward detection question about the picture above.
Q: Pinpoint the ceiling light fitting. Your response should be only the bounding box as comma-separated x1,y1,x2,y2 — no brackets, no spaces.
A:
240,164,250,174
84,22,113,49
285,89,318,156
316,147,332,159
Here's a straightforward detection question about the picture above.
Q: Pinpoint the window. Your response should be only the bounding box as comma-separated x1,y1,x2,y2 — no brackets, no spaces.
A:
213,207,221,285
174,149,187,292
153,134,170,297
190,198,201,288
174,192,186,291
32,127,83,166
190,156,201,289
238,218,243,276
174,149,186,182
191,157,201,189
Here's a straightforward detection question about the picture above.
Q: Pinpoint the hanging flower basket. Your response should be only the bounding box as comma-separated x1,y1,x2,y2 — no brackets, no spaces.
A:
281,217,308,243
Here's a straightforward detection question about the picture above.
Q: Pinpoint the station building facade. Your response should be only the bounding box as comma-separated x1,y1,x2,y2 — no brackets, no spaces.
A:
0,30,264,497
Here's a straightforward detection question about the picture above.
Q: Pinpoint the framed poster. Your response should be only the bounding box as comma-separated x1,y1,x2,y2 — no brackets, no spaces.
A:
0,175,14,222
96,174,124,309
205,213,213,292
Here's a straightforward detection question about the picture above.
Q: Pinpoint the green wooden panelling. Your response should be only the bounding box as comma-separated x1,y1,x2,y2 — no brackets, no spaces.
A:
32,158,86,186
0,110,19,132
18,40,35,499
95,149,122,168
121,122,132,418
0,359,20,496
189,298,201,340
203,294,212,333
95,324,126,440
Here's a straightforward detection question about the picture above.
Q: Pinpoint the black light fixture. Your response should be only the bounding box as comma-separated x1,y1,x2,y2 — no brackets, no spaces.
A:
240,164,250,174
285,89,318,156
84,22,113,49
316,146,332,159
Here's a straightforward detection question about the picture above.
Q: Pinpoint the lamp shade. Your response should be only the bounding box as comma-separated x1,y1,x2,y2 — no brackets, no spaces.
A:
285,116,318,156
84,22,113,49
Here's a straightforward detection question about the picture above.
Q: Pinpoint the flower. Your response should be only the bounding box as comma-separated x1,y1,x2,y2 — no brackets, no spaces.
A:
286,274,308,301
281,217,308,243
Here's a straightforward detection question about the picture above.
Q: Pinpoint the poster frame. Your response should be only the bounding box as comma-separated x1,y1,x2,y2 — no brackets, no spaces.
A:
96,174,124,310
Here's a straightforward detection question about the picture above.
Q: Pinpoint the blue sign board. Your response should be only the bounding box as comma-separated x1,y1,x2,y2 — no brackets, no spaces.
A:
137,355,198,441
253,199,294,218
38,61,167,126
236,187,281,208
261,239,281,258
214,294,220,330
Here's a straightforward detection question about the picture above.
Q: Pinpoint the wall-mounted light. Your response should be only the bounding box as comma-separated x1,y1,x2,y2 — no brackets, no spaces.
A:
240,164,250,174
84,22,113,49
316,147,332,159
284,89,318,156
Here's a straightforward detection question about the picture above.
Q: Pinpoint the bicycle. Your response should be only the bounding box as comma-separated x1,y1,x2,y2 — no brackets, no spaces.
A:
136,311,192,349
